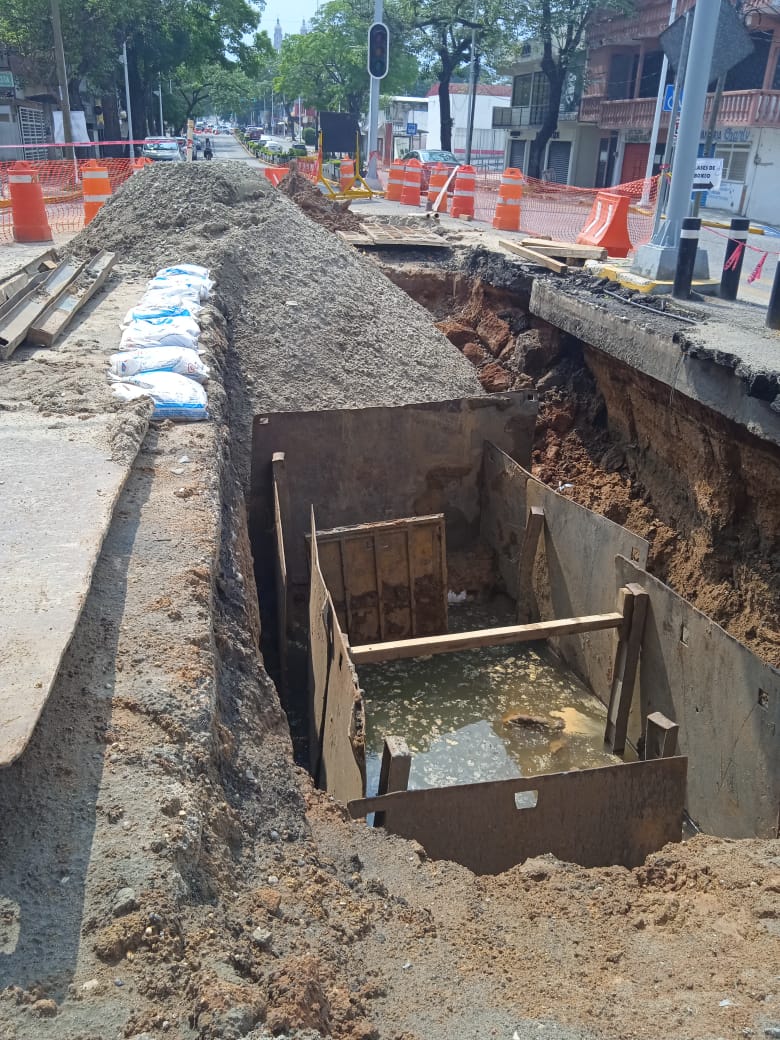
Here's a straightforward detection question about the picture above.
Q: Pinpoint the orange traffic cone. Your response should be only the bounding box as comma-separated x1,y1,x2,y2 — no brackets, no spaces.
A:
81,159,112,224
133,156,153,172
400,158,422,206
427,163,450,213
386,160,404,202
451,165,476,219
8,162,53,243
493,168,523,232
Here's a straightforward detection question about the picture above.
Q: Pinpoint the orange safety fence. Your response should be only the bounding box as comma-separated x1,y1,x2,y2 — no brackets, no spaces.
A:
0,159,135,240
378,162,660,252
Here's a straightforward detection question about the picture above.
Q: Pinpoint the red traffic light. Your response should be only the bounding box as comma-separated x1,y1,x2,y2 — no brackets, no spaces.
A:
367,22,389,80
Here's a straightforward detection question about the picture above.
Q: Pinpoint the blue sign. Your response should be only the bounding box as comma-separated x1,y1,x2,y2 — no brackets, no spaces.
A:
663,84,683,112
406,122,417,136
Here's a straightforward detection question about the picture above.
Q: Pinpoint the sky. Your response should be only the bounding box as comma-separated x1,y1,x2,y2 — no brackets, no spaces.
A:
258,0,322,40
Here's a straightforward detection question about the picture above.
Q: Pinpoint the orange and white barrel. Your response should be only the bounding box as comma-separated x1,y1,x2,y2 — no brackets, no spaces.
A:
427,163,450,213
492,168,523,231
451,164,476,219
8,162,53,243
81,159,113,224
340,158,355,191
386,160,404,202
400,158,422,207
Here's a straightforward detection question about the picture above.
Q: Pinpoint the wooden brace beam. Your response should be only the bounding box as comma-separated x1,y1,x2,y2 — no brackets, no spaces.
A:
605,583,649,754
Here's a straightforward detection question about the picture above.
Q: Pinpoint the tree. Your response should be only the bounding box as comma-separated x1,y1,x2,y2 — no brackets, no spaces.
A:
274,1,418,125
516,0,631,178
397,0,517,151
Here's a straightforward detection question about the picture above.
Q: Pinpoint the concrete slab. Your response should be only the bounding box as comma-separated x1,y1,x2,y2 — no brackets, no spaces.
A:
0,409,145,767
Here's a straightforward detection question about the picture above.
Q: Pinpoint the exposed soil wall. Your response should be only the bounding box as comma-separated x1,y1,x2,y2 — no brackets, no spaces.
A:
393,258,780,669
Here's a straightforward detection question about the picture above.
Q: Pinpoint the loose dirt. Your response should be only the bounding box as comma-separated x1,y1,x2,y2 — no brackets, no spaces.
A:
1,163,778,1040
277,170,364,233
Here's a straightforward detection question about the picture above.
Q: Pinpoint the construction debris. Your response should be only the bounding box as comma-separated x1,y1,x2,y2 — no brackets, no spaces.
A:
27,251,116,347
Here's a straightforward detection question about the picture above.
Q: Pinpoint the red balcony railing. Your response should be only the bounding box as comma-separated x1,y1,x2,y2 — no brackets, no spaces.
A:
579,90,780,129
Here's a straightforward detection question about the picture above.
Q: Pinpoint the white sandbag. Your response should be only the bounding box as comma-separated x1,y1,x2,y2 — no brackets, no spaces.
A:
122,312,200,339
111,382,148,404
138,289,203,313
122,303,198,326
120,320,200,352
147,273,210,302
113,371,208,422
156,264,213,289
109,347,209,383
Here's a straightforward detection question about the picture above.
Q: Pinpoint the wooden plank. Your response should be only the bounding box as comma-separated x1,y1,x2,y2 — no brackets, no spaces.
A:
339,225,447,248
351,611,624,664
348,757,688,873
27,250,115,347
606,583,649,754
342,533,381,643
498,239,568,274
0,258,87,360
314,514,445,540
517,505,544,623
376,529,412,639
273,478,288,695
373,736,412,828
520,238,607,260
0,249,57,304
644,711,679,760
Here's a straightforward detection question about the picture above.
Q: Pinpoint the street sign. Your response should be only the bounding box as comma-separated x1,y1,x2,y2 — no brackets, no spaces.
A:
692,157,723,192
660,0,753,77
406,122,417,136
663,84,683,112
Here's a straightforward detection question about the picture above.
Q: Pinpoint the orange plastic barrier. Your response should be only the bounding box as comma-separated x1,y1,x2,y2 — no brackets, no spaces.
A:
451,165,476,219
81,159,112,224
576,191,632,258
340,158,355,191
400,159,422,207
386,160,404,202
264,166,289,186
133,157,153,172
427,163,450,213
8,162,52,243
493,168,523,232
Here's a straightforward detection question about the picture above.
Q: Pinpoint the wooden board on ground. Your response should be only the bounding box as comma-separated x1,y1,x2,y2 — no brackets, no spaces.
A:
520,238,607,260
0,257,88,360
27,251,115,347
311,514,447,644
498,239,568,274
337,224,448,248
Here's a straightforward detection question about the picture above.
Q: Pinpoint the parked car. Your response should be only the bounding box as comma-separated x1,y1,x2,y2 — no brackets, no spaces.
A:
289,141,308,157
141,138,183,162
403,149,459,191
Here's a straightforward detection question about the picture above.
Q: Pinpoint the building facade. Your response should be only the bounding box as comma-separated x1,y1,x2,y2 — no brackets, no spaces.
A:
580,0,780,222
426,83,510,168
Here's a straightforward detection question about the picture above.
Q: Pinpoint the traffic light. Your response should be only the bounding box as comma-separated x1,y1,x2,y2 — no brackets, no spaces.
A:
367,22,389,80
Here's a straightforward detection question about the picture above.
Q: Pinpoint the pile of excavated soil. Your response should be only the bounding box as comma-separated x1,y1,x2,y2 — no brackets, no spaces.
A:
70,162,482,482
277,169,364,232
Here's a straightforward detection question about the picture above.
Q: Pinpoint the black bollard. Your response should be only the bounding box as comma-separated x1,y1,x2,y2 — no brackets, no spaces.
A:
767,261,780,330
673,217,701,300
719,217,750,301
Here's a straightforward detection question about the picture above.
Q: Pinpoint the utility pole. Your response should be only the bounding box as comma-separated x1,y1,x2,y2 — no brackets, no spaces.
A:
465,0,478,164
157,72,164,135
50,0,74,160
635,0,720,279
651,8,692,238
121,40,135,157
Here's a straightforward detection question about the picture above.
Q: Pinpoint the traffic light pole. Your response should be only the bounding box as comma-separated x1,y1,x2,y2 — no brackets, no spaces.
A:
367,0,383,182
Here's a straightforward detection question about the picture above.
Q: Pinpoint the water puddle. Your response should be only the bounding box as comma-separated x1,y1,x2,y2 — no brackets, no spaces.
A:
362,600,625,795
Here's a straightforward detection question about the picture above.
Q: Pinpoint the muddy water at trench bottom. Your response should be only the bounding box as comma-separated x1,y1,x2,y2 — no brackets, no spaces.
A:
362,601,626,796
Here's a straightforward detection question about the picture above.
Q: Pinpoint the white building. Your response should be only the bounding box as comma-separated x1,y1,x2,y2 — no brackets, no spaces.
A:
425,83,511,168
378,96,429,161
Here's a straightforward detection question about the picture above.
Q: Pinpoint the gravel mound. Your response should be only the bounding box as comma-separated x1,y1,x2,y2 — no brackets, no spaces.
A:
70,161,482,482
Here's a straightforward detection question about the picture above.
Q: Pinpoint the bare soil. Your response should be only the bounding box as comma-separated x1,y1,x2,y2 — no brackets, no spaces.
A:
1,163,778,1040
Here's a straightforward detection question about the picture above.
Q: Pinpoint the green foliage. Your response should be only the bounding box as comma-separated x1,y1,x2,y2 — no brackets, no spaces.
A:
303,126,317,145
274,0,419,121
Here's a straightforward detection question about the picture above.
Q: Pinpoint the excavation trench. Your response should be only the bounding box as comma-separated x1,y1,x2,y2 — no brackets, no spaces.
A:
245,257,779,873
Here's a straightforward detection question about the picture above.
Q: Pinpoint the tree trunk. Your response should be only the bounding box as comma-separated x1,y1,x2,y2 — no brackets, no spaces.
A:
438,64,454,151
527,65,565,179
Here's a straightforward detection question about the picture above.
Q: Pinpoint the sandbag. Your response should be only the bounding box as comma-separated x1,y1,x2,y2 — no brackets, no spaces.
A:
122,303,198,326
120,317,200,351
109,347,209,383
147,273,210,302
111,371,208,422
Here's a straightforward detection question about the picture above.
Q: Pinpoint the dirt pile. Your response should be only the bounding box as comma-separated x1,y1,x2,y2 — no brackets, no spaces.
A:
277,169,364,233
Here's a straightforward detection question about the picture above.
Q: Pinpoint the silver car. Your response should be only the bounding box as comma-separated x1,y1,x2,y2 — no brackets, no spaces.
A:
141,138,183,162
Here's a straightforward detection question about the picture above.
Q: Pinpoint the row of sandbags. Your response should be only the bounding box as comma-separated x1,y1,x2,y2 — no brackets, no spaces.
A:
109,264,212,421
